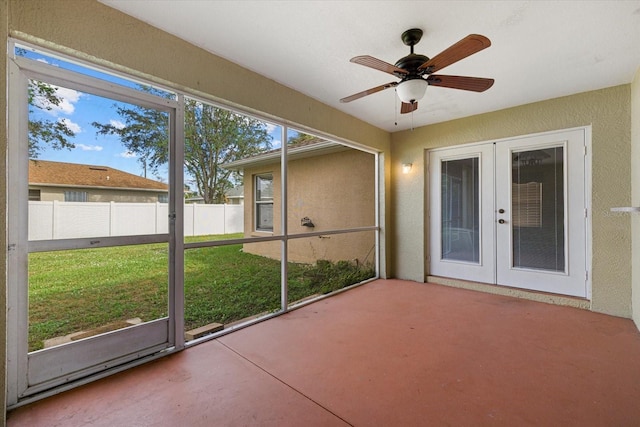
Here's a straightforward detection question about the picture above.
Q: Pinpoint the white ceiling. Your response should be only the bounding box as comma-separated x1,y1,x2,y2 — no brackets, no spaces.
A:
101,1,640,132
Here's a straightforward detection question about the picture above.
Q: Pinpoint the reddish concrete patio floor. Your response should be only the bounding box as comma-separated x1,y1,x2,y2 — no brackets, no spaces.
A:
8,279,640,426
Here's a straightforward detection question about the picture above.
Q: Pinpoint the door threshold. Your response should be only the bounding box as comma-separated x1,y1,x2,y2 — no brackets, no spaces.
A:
426,276,590,310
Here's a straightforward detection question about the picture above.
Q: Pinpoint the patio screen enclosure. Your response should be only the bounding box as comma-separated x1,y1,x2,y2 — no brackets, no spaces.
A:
6,42,379,407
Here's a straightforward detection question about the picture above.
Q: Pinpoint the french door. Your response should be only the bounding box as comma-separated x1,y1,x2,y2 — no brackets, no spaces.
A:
7,56,182,404
429,128,589,298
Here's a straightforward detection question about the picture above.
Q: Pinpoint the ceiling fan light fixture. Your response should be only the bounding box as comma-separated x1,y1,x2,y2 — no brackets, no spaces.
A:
396,78,428,104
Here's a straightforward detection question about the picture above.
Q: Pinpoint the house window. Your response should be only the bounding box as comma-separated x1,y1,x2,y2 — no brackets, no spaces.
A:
158,194,168,203
255,174,273,231
64,191,88,202
28,189,41,201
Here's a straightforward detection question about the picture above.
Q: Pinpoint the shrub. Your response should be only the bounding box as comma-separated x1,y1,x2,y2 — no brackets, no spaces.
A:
305,259,375,294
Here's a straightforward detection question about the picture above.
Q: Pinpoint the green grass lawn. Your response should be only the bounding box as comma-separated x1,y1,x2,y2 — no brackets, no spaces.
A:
28,234,374,351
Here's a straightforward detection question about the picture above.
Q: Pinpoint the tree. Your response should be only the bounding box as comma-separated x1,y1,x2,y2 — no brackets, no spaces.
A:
183,99,272,203
93,86,169,179
93,89,272,203
17,48,78,158
28,80,77,158
287,131,318,146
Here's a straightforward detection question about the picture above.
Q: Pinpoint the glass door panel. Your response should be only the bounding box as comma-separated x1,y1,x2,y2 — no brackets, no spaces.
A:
441,157,480,263
511,147,565,272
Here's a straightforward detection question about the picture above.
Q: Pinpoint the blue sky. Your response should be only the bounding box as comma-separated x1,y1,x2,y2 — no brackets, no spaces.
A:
23,47,284,187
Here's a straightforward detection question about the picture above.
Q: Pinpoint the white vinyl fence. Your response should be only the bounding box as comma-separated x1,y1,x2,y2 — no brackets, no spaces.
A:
29,201,244,241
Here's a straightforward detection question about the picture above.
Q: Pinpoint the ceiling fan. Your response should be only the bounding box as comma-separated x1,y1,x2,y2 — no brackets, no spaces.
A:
340,29,494,114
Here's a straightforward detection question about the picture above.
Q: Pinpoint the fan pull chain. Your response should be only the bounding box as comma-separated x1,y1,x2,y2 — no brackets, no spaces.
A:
394,89,398,126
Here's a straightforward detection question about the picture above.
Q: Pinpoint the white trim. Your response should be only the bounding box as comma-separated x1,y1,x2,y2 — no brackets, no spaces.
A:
14,55,177,112
281,126,289,310
11,39,178,108
7,56,31,408
254,173,275,232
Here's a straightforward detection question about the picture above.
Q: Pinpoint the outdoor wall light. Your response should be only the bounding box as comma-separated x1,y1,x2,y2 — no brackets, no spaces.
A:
402,163,413,174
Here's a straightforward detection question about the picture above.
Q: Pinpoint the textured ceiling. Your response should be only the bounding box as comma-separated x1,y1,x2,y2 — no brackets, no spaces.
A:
101,1,640,132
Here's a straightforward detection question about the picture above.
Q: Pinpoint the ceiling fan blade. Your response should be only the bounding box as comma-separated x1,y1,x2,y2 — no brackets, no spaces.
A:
340,82,398,103
427,75,494,92
419,34,491,73
400,102,418,114
350,55,409,76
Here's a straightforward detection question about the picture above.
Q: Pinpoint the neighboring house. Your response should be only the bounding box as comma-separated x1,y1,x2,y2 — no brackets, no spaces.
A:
225,185,244,205
28,159,169,203
184,186,243,204
224,139,375,264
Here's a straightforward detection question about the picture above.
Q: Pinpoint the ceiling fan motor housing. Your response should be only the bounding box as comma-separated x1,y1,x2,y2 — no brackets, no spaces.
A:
395,54,430,78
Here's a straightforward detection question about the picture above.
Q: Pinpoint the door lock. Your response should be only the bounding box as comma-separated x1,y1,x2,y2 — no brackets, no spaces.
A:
498,208,505,214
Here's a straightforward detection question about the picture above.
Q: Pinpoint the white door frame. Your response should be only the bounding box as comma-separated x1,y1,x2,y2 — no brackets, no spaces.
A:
428,143,496,284
6,55,184,405
427,126,592,299
495,129,588,297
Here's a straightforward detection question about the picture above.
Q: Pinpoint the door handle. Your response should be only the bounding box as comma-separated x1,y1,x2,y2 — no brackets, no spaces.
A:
498,219,507,224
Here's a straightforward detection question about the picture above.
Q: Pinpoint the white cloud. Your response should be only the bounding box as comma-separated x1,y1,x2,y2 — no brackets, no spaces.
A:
110,119,126,130
75,143,103,152
119,151,137,158
263,123,279,134
32,84,82,116
58,118,82,134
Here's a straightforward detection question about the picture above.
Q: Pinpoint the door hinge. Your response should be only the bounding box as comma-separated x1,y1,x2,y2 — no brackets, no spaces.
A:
584,208,588,218
583,145,587,156
585,271,589,282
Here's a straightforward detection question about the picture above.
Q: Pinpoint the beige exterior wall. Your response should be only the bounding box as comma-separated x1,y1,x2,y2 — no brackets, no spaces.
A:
632,67,640,329
30,185,167,203
391,85,632,318
243,148,376,265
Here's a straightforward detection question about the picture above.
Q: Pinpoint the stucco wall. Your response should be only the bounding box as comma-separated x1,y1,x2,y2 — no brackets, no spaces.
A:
391,85,632,317
632,67,640,328
243,148,376,264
